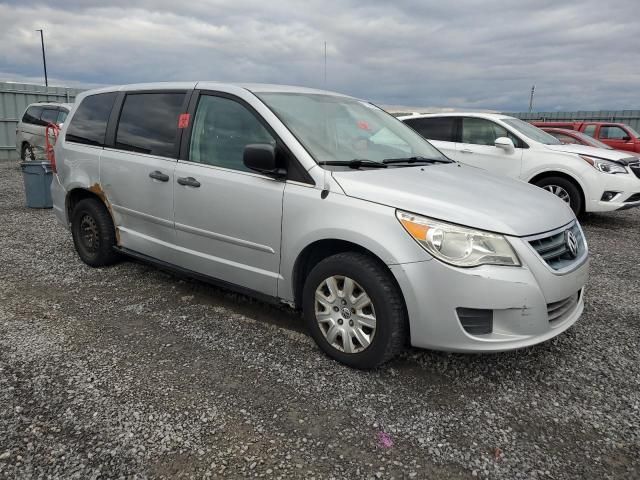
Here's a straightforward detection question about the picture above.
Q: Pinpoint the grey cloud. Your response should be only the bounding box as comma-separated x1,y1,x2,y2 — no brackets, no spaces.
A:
0,0,638,111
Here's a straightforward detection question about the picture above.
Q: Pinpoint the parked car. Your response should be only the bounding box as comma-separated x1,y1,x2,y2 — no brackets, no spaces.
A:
16,102,71,160
541,127,639,157
400,113,640,215
531,121,640,154
52,83,588,368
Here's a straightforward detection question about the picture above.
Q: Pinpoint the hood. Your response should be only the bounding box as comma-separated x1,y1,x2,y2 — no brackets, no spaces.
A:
332,163,575,237
544,143,637,164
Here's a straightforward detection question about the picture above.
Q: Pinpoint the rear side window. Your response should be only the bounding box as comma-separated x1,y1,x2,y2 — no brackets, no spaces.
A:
66,93,117,146
115,93,186,157
57,109,68,124
583,124,596,137
22,106,44,125
404,117,456,142
40,108,59,125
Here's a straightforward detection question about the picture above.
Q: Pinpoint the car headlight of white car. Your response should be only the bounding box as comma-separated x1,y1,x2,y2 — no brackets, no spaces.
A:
580,155,628,174
396,210,521,267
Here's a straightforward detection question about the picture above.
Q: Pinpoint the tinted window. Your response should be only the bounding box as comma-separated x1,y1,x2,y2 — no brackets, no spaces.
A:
189,95,275,171
404,117,456,142
599,126,628,140
22,106,43,125
115,93,186,157
66,93,117,146
462,117,510,146
57,109,68,124
40,108,59,125
583,124,596,137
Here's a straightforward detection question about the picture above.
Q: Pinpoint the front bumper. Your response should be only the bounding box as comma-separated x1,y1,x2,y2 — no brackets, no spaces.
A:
585,169,640,212
391,233,589,352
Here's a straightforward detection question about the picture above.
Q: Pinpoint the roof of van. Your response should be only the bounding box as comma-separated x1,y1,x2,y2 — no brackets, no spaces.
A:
77,82,351,98
397,112,517,121
28,101,73,109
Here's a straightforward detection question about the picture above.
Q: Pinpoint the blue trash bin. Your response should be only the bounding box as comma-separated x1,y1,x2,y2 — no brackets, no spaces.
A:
20,161,53,209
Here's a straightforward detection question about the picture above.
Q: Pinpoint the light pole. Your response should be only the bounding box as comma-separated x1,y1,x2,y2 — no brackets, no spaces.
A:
35,29,48,87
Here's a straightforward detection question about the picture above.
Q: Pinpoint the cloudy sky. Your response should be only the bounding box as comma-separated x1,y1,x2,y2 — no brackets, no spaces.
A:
0,0,638,111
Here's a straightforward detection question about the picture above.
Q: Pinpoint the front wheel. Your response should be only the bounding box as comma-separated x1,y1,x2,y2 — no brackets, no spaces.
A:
302,252,407,369
534,176,583,216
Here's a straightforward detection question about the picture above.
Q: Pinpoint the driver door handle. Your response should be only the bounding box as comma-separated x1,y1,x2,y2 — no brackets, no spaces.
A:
177,176,201,188
149,170,170,182
460,148,473,154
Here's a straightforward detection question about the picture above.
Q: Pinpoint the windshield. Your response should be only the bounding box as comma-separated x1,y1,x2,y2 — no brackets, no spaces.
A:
502,118,562,145
574,131,613,149
627,125,640,138
256,92,449,165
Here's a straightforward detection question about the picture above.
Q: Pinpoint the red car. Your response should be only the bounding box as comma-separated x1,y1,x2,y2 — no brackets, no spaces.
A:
531,121,640,153
540,127,640,157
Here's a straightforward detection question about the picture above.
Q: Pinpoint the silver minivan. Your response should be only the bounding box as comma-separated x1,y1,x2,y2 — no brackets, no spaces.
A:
51,82,589,368
16,102,71,160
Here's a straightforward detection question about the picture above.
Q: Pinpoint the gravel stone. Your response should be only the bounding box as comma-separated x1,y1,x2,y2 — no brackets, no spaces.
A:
0,162,639,479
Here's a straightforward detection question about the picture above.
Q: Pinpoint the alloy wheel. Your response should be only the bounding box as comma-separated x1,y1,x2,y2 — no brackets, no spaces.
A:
543,184,571,204
314,275,376,353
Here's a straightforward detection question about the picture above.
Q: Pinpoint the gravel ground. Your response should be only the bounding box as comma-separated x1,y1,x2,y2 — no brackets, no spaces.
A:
0,161,638,480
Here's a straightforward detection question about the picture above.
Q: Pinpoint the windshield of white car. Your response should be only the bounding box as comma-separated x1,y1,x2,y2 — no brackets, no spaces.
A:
256,92,450,167
502,118,562,145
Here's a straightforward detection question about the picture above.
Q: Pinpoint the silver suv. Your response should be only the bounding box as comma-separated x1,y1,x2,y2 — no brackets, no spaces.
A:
51,82,589,368
16,102,71,160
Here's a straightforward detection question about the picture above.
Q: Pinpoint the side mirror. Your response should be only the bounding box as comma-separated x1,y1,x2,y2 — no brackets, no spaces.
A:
622,136,631,142
495,137,515,152
243,144,286,177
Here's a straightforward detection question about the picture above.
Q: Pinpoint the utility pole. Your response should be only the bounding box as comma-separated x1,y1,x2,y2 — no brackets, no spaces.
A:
528,84,535,113
324,41,327,87
36,29,48,87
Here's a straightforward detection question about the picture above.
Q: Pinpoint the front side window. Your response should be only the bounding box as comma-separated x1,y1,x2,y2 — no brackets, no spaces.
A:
66,93,117,146
462,117,511,146
40,108,59,125
22,106,43,125
189,95,275,171
115,93,185,157
599,126,628,140
583,124,596,137
404,117,456,142
256,92,448,165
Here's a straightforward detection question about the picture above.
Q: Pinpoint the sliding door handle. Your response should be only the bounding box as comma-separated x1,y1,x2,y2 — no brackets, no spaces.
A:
460,149,473,154
177,176,201,188
149,170,170,182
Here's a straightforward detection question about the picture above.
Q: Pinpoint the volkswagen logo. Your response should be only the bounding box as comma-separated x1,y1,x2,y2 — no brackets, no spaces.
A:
565,230,579,258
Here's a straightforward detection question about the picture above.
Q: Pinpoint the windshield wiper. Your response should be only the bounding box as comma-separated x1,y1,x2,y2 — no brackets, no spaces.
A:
383,156,453,165
318,159,388,169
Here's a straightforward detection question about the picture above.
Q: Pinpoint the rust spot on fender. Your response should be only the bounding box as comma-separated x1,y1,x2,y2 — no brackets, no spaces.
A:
88,183,121,246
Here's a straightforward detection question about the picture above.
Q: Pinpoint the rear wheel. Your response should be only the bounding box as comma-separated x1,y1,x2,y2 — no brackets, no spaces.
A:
302,252,407,369
71,198,120,267
534,176,583,215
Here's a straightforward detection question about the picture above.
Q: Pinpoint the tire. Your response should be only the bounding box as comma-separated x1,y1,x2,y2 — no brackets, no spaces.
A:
71,198,120,267
534,176,583,216
302,252,407,369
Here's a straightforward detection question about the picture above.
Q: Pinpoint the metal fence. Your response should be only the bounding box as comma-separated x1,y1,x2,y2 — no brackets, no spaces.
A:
0,81,85,161
506,110,640,132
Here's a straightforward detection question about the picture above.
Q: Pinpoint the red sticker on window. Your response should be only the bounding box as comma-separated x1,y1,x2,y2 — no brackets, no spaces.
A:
178,113,190,129
357,120,370,131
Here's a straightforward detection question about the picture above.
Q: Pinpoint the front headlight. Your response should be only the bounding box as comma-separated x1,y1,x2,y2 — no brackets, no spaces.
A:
396,210,521,267
580,155,628,174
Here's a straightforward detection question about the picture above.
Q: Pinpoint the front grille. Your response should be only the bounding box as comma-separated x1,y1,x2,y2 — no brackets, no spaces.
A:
630,162,640,179
547,292,580,323
456,308,493,335
529,222,585,270
625,193,640,203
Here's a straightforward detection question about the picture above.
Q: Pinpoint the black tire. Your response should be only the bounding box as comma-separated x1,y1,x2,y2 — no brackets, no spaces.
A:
71,198,120,267
534,176,583,216
20,143,32,161
302,252,407,369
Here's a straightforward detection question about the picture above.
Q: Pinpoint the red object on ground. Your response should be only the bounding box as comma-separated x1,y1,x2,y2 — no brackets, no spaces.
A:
531,120,640,153
45,123,60,172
